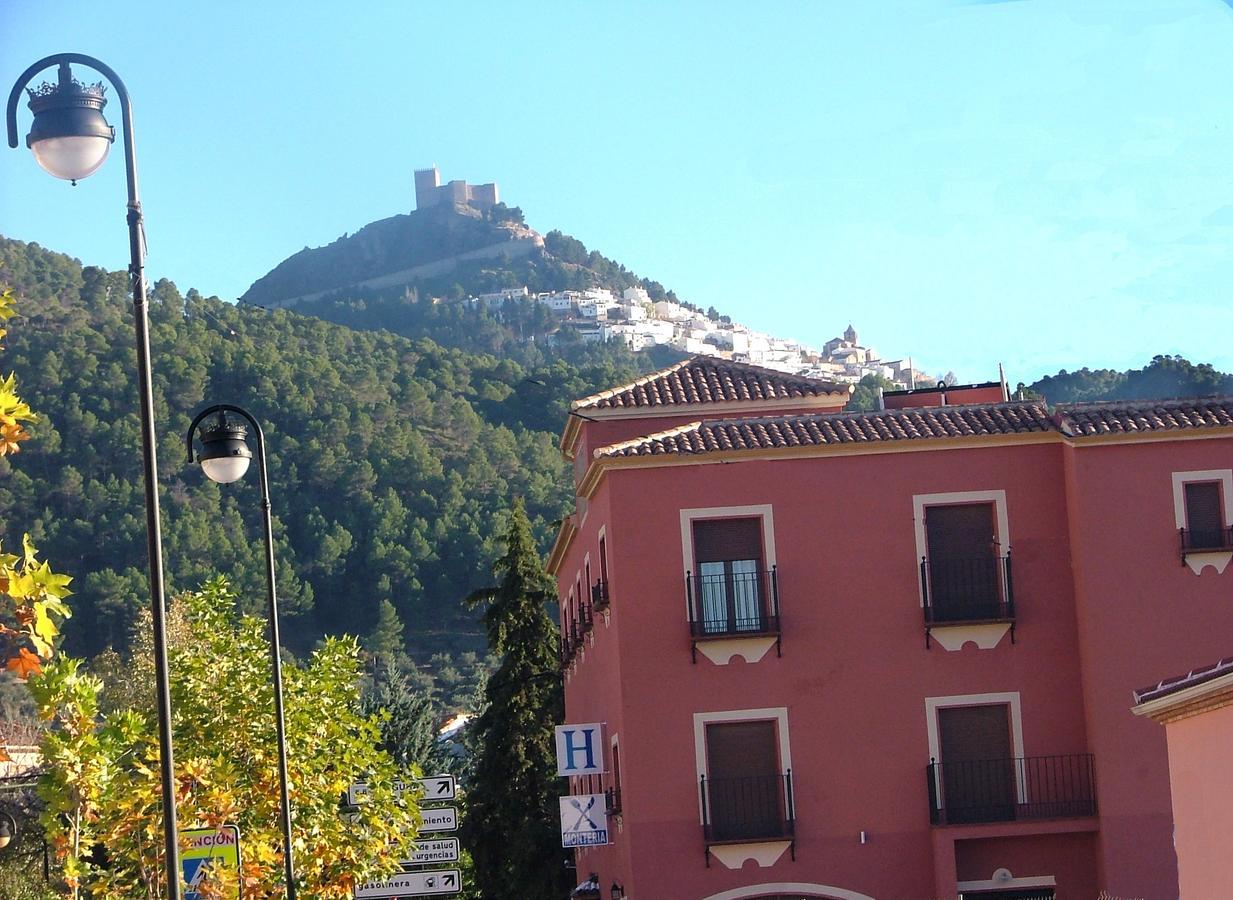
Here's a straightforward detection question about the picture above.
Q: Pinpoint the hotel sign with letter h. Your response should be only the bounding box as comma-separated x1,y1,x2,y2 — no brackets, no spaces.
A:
555,722,605,776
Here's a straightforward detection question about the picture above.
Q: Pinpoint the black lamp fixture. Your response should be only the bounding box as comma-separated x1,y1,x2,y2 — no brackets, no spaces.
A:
187,404,297,900
20,61,114,184
8,53,181,899
610,882,625,900
195,413,254,484
0,810,16,850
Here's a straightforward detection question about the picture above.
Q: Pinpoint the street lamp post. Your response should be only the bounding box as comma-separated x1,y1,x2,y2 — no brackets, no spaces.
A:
186,405,297,900
6,54,181,899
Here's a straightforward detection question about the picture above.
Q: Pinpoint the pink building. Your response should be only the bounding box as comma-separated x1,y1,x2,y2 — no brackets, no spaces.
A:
548,357,1233,900
1133,656,1233,898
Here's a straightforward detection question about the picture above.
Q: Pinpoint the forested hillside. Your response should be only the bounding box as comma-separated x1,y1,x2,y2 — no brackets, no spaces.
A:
0,236,661,668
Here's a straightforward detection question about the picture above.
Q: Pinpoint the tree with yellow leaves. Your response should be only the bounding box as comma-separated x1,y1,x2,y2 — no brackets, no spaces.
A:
0,283,72,680
32,578,420,898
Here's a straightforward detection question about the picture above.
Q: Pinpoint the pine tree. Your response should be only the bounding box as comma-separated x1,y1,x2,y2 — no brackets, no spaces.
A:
462,498,568,897
367,597,405,659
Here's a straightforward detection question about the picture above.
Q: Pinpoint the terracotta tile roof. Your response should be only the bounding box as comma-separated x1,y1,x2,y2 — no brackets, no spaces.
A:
1059,397,1233,437
571,356,849,412
1135,656,1233,705
597,401,1055,457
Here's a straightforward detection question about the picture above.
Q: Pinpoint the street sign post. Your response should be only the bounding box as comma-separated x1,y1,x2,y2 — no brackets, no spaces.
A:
403,837,460,866
181,825,242,900
354,868,461,898
559,794,610,848
420,806,458,833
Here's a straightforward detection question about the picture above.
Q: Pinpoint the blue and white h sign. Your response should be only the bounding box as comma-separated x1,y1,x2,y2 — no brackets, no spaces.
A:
555,722,605,776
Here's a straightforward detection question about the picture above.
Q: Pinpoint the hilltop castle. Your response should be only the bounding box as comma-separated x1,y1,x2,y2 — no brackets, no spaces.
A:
414,166,499,212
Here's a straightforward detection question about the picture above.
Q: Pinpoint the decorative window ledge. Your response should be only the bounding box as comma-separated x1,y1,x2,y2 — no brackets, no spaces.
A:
1182,549,1232,576
927,622,1013,652
707,840,793,870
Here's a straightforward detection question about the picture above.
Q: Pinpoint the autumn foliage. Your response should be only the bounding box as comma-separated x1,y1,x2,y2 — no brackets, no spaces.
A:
0,284,72,683
31,578,420,898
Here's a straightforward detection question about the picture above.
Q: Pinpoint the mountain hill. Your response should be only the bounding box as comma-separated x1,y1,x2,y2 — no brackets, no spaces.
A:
0,235,661,670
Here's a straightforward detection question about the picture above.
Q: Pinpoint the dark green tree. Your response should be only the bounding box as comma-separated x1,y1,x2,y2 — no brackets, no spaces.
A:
367,597,406,659
847,373,898,411
461,498,567,897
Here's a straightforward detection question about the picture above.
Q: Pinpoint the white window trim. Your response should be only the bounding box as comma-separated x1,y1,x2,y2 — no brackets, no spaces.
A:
925,692,1026,804
693,707,791,824
680,505,776,619
913,490,1009,607
1171,469,1233,529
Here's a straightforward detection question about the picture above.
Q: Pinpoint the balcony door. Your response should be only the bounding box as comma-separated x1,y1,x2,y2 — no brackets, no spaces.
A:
939,704,1016,823
926,503,999,620
705,720,782,841
694,518,764,634
1184,481,1224,548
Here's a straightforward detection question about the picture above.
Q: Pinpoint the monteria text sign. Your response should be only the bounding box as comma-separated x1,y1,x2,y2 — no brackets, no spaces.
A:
403,838,460,865
555,723,605,776
354,868,461,898
559,794,609,847
420,806,458,832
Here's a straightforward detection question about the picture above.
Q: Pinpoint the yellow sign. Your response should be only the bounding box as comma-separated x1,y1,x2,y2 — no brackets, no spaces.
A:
182,825,242,900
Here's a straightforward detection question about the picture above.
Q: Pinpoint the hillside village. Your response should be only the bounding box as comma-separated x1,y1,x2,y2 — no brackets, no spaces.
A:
469,284,933,388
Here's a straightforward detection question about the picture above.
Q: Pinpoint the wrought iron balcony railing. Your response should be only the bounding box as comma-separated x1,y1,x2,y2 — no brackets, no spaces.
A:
921,554,1014,625
604,785,622,815
591,579,610,613
700,771,794,844
927,753,1096,826
686,567,780,639
1180,526,1233,556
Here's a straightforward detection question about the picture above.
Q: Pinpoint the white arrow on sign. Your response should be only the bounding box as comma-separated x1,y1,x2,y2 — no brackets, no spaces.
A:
420,774,456,801
403,837,460,865
420,806,458,833
354,868,461,898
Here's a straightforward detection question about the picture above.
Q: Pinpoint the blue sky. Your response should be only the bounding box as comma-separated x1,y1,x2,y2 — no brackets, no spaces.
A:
3,0,1233,382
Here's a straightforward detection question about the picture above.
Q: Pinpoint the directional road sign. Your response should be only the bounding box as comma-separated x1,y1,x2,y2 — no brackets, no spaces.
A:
403,837,460,866
181,825,241,900
354,868,461,898
420,806,458,833
347,774,455,807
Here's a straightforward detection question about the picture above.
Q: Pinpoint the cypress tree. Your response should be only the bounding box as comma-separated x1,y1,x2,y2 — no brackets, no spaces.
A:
462,498,568,897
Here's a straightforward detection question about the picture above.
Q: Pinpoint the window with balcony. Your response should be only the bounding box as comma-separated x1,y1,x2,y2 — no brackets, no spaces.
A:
925,694,1096,826
922,503,1013,626
687,518,779,638
1181,481,1232,553
701,720,793,845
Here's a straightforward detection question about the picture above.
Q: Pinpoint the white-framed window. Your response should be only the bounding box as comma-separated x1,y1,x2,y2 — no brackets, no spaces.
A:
693,707,792,842
1173,469,1233,552
913,490,1011,623
680,505,777,635
925,693,1026,822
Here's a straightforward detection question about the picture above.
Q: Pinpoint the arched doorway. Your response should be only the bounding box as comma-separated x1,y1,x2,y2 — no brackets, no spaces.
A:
701,883,876,900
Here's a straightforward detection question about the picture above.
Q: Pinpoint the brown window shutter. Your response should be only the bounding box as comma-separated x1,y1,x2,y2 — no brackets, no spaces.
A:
693,518,763,563
926,503,996,559
1185,481,1223,537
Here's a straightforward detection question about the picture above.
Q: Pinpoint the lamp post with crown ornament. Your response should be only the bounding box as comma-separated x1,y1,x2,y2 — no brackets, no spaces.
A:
6,53,181,899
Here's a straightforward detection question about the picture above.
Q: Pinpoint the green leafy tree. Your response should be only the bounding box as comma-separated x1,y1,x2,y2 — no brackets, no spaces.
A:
847,373,898,412
462,499,567,897
30,578,419,898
